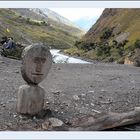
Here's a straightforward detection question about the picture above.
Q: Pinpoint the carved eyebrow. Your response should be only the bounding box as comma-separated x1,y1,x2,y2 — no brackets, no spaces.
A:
34,57,46,63
41,58,46,63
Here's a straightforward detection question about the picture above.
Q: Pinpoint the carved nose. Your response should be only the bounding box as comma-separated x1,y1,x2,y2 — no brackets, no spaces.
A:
36,63,42,72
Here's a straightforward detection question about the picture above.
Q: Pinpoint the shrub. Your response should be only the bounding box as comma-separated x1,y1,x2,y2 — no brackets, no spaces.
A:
18,15,22,18
124,39,140,55
41,21,48,26
26,18,30,23
133,60,140,67
75,41,95,51
110,47,123,60
100,28,113,40
26,18,44,26
112,40,118,46
96,47,103,56
96,43,111,57
134,39,140,49
117,57,125,64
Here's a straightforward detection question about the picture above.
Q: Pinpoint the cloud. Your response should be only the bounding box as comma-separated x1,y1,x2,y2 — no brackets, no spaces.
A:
49,8,104,21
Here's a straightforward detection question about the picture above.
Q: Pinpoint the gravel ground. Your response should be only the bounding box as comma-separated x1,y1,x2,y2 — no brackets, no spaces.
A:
0,56,140,131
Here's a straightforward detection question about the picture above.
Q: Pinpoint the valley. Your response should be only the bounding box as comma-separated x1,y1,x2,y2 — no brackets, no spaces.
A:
0,8,140,66
65,9,140,66
0,8,140,131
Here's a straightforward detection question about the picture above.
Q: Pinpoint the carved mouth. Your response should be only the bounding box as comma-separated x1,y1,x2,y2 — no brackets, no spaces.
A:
32,73,43,76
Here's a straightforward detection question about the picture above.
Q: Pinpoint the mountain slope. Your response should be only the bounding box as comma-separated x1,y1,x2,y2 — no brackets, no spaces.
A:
83,8,140,46
0,8,84,49
36,8,79,28
66,9,140,64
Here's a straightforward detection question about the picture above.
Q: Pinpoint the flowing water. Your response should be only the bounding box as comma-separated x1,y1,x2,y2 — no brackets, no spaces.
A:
50,49,91,64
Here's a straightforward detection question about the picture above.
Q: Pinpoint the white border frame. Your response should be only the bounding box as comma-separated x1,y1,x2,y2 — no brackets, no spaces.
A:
0,1,140,139
1,131,140,139
0,1,140,8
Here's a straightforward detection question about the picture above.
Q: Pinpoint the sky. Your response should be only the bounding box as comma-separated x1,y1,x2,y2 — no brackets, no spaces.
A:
49,8,104,31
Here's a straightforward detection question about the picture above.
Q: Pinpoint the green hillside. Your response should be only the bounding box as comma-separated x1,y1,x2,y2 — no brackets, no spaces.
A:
83,9,140,47
65,9,140,65
0,9,84,49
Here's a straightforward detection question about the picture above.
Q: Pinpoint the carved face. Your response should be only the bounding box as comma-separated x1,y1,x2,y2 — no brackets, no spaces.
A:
21,44,52,85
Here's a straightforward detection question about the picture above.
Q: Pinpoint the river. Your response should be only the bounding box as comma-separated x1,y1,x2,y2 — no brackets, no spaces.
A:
50,49,91,64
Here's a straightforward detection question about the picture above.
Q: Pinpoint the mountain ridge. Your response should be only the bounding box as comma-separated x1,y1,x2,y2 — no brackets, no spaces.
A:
0,8,84,49
12,8,85,35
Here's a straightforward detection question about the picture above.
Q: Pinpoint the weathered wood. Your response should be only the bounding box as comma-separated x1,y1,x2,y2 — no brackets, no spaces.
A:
17,85,45,115
17,44,52,115
21,43,52,85
52,107,140,131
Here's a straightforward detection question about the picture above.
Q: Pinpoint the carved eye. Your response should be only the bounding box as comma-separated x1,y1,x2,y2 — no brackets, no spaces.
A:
41,58,46,63
34,57,39,63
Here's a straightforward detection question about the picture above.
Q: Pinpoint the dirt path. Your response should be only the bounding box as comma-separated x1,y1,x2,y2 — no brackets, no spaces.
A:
0,56,140,131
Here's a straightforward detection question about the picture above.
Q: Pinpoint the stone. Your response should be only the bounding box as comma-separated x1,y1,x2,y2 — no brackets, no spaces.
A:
33,116,37,121
17,84,45,115
42,121,50,130
14,70,19,73
52,90,61,95
90,103,95,106
73,95,80,101
88,90,94,93
2,104,6,107
13,115,17,118
21,43,52,85
0,61,4,64
48,117,64,127
42,117,64,130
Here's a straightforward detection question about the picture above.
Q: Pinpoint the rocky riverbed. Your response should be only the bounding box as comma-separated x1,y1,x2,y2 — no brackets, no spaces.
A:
0,56,140,131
